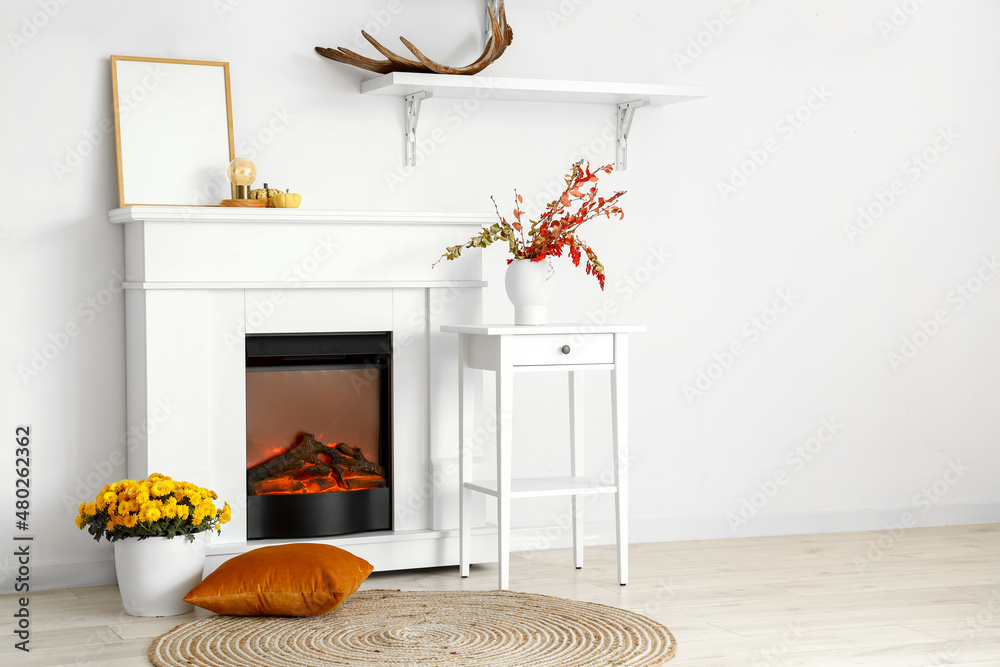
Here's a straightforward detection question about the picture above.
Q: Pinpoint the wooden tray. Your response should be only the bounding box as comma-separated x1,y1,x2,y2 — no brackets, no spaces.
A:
219,199,266,208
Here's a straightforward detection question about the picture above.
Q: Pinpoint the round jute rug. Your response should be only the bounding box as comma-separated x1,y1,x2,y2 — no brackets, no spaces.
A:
149,589,677,666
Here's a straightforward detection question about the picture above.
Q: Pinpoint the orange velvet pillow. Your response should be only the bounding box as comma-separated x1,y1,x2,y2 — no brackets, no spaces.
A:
184,543,373,616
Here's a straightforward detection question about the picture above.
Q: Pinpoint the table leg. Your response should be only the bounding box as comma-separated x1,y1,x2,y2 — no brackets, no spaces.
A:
569,371,585,569
458,336,473,578
611,334,629,586
496,362,514,590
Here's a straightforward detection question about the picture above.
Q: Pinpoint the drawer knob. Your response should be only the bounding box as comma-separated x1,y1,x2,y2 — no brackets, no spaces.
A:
561,345,571,354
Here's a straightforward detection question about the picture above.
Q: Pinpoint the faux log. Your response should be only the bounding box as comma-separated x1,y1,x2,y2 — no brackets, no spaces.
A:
247,433,385,495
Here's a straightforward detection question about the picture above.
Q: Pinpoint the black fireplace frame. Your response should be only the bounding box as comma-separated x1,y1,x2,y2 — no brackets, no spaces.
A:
245,332,392,540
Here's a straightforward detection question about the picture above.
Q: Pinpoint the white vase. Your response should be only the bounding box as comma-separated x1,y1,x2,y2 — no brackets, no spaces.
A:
505,258,554,325
114,532,207,617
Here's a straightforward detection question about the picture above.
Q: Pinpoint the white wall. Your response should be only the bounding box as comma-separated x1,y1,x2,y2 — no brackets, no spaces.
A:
1,0,998,592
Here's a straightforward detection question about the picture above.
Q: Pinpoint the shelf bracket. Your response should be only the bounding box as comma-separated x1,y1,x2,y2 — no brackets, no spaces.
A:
404,90,432,167
484,0,503,47
616,99,649,171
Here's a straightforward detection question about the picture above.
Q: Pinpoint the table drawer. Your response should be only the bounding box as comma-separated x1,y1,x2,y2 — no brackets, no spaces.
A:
508,334,614,366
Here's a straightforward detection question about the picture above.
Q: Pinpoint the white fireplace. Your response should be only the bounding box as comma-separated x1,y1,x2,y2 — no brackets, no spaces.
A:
111,206,498,570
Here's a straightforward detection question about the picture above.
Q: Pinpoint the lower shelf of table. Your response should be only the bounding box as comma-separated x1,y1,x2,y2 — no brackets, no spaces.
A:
464,476,619,499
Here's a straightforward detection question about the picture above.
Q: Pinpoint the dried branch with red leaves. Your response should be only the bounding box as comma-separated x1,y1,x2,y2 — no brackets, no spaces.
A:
433,160,626,290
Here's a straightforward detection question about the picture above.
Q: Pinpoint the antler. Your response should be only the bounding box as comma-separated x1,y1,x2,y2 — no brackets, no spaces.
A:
315,1,513,76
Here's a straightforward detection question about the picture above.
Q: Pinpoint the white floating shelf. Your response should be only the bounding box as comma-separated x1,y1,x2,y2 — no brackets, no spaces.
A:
360,72,709,169
361,72,708,106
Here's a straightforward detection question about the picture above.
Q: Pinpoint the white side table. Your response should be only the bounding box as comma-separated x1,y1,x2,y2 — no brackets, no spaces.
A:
441,324,644,590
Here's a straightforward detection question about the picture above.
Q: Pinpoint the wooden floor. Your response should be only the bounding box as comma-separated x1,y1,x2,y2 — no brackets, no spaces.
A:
2,523,999,666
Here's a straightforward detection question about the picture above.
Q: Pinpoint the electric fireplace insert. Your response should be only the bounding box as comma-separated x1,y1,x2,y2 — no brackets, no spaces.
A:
245,332,392,539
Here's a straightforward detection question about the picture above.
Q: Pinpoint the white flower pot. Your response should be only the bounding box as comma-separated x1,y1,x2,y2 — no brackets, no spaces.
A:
505,258,555,325
114,532,207,617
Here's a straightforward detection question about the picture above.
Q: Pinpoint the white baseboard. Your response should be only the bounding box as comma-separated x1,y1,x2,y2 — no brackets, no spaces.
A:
10,504,999,594
20,558,118,594
508,503,1000,553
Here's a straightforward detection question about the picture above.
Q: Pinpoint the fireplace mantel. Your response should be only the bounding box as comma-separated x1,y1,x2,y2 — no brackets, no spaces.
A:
113,206,497,571
110,206,493,288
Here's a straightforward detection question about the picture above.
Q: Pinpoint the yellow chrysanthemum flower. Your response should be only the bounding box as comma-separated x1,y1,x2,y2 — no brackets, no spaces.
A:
220,503,232,524
151,479,175,497
191,505,208,526
138,501,160,523
75,515,85,529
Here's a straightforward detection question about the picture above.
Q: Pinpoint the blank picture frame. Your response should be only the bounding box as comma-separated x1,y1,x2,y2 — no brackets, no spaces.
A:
111,55,235,207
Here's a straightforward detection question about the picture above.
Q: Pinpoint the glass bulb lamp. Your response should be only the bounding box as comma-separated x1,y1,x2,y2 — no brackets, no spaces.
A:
227,158,257,199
